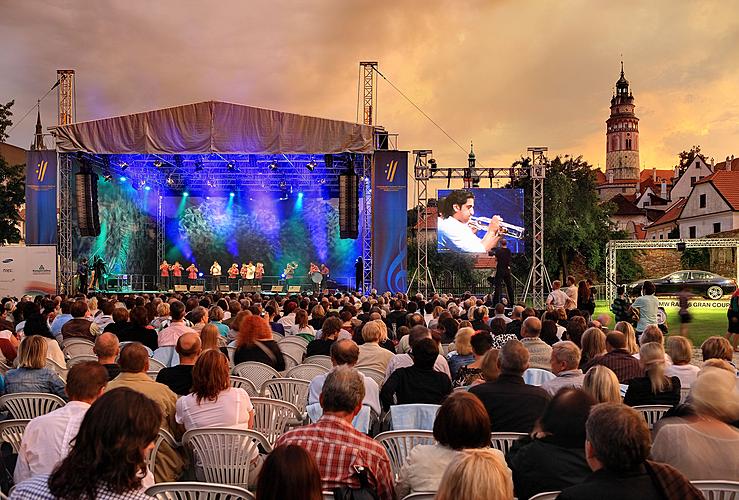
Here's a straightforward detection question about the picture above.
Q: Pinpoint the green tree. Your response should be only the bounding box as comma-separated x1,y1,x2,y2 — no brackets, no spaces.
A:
674,145,703,178
0,100,25,245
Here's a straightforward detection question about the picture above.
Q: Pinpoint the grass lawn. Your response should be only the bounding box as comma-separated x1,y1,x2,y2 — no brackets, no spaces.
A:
594,300,730,346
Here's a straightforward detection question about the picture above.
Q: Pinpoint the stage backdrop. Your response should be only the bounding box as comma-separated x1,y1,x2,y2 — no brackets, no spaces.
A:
25,150,58,245
0,246,56,297
372,150,408,293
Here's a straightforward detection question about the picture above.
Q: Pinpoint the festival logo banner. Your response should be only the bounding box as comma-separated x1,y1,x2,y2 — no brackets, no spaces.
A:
372,150,408,293
25,150,58,245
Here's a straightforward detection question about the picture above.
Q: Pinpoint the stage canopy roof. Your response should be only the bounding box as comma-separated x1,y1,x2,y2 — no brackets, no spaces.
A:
49,100,375,155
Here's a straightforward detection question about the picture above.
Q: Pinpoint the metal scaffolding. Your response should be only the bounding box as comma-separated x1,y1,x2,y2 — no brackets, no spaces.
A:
57,70,75,294
605,238,739,301
156,193,166,290
522,147,549,308
358,62,378,126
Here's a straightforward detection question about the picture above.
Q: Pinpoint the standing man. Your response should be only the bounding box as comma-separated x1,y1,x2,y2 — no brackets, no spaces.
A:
565,276,578,310
228,263,239,291
630,281,659,339
320,263,330,291
77,258,89,293
491,240,514,305
159,260,171,291
91,257,107,291
546,280,569,308
210,260,222,292
437,189,502,253
186,263,199,286
171,261,183,287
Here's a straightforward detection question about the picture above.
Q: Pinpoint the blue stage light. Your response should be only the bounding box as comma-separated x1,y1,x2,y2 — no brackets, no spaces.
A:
144,186,152,191
298,192,304,197
198,272,203,277
229,192,235,197
183,192,189,197
119,176,127,182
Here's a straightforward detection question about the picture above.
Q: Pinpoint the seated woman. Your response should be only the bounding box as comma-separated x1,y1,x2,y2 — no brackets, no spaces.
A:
579,327,606,370
454,332,493,387
308,305,325,332
507,388,595,500
200,323,228,354
650,366,739,480
118,306,158,352
6,335,67,400
234,316,285,371
290,309,315,341
11,387,160,499
665,335,700,389
396,391,496,498
582,365,621,404
490,317,517,350
624,342,681,407
613,321,639,355
470,348,500,387
207,305,230,338
436,448,513,500
447,327,476,380
20,313,65,368
256,444,323,500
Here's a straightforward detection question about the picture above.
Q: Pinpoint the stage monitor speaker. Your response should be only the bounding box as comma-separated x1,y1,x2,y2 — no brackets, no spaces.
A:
242,285,261,293
270,285,284,293
75,171,101,237
339,172,358,239
190,285,204,292
174,284,188,292
288,285,301,293
219,285,231,292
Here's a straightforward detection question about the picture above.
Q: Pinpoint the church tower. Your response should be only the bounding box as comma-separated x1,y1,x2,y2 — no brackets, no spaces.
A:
605,62,639,185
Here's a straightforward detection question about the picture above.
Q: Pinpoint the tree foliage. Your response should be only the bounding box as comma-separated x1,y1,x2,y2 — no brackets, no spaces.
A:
0,100,25,245
674,145,703,178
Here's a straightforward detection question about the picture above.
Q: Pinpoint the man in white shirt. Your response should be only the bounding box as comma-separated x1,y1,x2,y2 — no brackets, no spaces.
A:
15,361,109,483
490,303,512,325
308,339,381,415
546,280,569,308
278,301,298,330
385,326,451,381
437,189,502,253
540,341,585,396
565,275,578,310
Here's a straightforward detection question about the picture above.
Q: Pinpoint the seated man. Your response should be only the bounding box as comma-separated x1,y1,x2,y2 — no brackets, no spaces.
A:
541,341,585,396
308,339,381,415
14,361,109,483
306,316,342,357
587,333,642,383
384,326,451,381
469,339,550,433
61,299,101,342
558,403,702,500
94,332,121,381
380,338,452,411
520,317,552,370
156,332,202,396
276,367,394,500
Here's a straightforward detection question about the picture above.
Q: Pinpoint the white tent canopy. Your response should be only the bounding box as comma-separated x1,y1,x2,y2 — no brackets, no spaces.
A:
49,100,374,155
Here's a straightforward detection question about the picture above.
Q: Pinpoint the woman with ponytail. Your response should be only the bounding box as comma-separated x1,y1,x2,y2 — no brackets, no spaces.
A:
624,342,681,407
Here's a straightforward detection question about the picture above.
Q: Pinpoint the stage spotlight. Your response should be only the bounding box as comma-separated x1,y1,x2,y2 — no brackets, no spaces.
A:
306,158,317,171
119,176,127,182
102,172,113,182
144,185,152,191
153,159,163,168
194,160,204,172
183,191,189,197
429,158,437,170
119,161,129,171
229,192,235,197
268,159,278,171
227,160,238,172
166,175,175,187
279,180,287,189
138,179,147,189
206,178,216,188
198,272,203,277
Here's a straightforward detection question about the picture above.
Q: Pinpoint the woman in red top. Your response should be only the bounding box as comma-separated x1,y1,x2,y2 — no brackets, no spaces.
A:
186,263,199,283
159,260,170,290
228,263,239,291
171,261,183,286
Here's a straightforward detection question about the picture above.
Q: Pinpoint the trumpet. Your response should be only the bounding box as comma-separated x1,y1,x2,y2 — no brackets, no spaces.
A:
468,216,526,239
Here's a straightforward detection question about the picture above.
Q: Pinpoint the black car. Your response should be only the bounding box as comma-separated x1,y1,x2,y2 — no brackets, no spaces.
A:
627,270,737,300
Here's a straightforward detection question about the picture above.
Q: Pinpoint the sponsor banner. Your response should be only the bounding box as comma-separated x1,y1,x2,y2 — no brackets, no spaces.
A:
372,151,408,293
0,246,57,297
25,150,58,245
658,299,730,309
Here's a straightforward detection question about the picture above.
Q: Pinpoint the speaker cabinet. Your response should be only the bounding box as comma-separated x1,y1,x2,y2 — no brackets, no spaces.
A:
339,172,358,239
75,172,100,237
189,285,204,292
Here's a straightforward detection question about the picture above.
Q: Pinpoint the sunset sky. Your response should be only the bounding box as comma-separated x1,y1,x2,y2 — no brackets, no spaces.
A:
2,0,739,179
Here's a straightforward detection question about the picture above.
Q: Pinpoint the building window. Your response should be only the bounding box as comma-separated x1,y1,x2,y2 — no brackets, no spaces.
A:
691,177,697,186
621,188,627,193
689,226,697,238
643,201,650,207
659,234,663,239
699,194,706,208
626,139,632,150
714,222,721,233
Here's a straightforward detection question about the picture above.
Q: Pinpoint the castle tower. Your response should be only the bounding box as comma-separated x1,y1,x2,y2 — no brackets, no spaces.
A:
31,101,46,150
605,62,640,185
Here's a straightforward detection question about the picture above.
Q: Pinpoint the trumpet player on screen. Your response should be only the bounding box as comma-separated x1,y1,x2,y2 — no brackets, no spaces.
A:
437,189,502,253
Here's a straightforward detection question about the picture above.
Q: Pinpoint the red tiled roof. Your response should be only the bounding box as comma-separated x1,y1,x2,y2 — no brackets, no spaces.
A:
714,157,739,172
607,194,643,216
594,169,606,184
639,169,673,183
694,171,739,210
633,223,647,239
647,198,687,227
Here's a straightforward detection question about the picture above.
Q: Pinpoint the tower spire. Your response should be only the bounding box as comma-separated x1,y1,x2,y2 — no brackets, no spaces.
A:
31,100,46,150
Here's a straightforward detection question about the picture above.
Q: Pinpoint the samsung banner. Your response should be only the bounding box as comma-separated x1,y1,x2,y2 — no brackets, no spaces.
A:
25,150,58,245
372,150,408,293
0,246,57,297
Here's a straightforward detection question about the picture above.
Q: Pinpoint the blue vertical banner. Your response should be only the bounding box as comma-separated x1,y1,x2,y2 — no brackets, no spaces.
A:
372,150,408,293
25,150,58,245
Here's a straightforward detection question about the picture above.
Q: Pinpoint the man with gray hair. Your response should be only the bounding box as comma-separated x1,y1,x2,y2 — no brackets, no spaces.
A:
276,366,394,499
469,339,550,433
520,316,552,369
540,341,585,396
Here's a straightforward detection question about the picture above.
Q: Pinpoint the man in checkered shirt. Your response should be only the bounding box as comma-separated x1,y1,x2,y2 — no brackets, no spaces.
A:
276,366,395,499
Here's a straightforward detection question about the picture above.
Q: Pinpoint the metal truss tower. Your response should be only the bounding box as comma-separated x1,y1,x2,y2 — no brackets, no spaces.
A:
156,193,166,290
358,62,378,294
57,70,76,294
522,147,549,309
358,62,378,126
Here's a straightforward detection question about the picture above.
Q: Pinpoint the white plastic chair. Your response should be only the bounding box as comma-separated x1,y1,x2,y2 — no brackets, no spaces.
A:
230,376,259,397
67,354,99,367
45,358,68,380
441,343,451,355
280,335,308,346
680,386,691,404
148,357,168,373
227,346,236,367
250,397,302,446
146,481,255,499
0,393,66,419
490,432,527,453
303,355,333,370
277,339,307,362
282,352,300,372
389,404,440,430
232,362,280,389
286,363,330,380
152,346,180,368
0,419,29,454
529,492,562,500
271,331,284,341
691,480,739,500
260,378,310,414
375,430,435,480
148,428,180,482
182,428,272,489
357,367,386,387
620,384,629,398
402,493,436,500
633,405,672,430
62,338,95,358
523,368,556,386
120,341,154,356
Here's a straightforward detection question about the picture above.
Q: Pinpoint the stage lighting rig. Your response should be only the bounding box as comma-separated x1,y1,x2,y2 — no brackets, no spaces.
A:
153,159,163,168
194,160,204,172
119,161,129,171
268,158,278,171
102,172,113,182
166,175,175,187
227,160,239,172
306,158,317,171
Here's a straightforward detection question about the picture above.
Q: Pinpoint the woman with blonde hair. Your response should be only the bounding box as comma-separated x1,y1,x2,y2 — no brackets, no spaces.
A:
624,342,680,407
291,308,315,341
200,323,226,352
447,327,476,380
582,365,621,403
580,327,607,370
5,335,67,399
665,335,700,388
473,348,500,386
613,321,639,354
436,448,514,500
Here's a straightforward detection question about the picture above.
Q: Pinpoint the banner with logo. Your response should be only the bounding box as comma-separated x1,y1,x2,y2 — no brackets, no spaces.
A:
0,246,57,297
25,150,58,245
372,150,408,293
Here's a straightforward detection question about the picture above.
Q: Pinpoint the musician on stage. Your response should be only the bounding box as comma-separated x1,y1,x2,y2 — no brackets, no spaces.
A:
255,262,264,284
78,258,89,293
210,261,222,291
171,261,183,286
159,260,170,290
309,262,319,274
437,189,503,253
320,263,330,290
92,257,107,291
246,261,256,283
186,263,199,284
228,263,239,290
